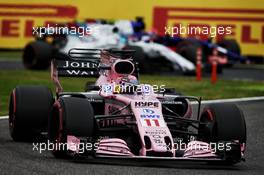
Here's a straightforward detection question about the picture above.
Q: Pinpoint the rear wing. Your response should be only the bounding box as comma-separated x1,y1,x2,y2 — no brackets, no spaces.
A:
51,48,137,93
53,48,101,77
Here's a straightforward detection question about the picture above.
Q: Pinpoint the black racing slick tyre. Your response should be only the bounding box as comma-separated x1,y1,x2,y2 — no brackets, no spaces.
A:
199,103,246,143
216,39,241,66
198,103,246,164
48,97,95,158
9,86,54,141
176,40,202,63
23,40,53,69
217,39,241,58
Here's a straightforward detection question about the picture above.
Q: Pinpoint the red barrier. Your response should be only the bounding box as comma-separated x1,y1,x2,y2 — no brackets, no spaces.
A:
196,48,202,81
211,48,218,84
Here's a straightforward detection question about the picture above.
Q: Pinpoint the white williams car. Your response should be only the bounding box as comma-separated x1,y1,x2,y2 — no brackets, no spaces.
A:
23,20,195,74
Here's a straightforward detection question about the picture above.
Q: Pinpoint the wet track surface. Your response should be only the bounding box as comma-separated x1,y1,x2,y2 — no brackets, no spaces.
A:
0,101,264,174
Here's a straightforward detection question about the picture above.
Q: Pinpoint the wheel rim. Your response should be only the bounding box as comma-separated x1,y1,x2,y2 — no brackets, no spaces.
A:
199,109,215,142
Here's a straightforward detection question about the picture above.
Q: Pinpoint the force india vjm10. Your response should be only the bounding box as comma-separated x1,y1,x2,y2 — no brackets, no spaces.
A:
9,48,246,165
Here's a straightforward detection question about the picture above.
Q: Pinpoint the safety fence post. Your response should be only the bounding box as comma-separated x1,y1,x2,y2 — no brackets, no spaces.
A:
211,48,218,84
196,48,202,81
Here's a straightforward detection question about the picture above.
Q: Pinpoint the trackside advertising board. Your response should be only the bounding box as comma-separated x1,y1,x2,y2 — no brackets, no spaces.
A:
0,0,263,56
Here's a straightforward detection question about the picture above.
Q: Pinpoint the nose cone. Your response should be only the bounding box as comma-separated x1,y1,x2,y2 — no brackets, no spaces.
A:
131,100,175,157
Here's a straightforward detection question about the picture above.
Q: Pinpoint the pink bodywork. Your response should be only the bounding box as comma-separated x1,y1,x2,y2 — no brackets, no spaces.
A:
52,50,217,158
95,51,215,157
91,51,174,156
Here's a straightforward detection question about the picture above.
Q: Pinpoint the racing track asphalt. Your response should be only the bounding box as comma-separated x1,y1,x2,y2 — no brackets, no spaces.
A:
0,101,264,174
0,61,24,70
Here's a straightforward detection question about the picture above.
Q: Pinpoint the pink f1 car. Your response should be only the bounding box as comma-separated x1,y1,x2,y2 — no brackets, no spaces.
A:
9,48,246,165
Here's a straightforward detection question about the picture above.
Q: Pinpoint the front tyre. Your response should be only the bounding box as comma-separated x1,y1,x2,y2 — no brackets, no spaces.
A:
9,86,54,141
198,103,246,164
48,97,95,158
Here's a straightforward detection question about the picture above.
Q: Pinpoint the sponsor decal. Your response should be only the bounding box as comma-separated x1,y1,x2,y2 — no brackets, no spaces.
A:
140,115,160,119
102,84,113,94
0,3,78,48
140,116,166,127
58,70,96,76
56,60,98,76
142,108,154,114
142,84,151,95
152,135,164,144
61,61,98,69
161,101,183,105
66,70,92,75
139,105,163,127
135,101,159,108
87,98,103,103
143,118,160,127
153,6,264,55
1,1,264,56
145,129,166,135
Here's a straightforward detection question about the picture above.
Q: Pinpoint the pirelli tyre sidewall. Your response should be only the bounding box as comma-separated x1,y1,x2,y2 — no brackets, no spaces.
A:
9,86,54,141
48,97,95,158
23,40,53,70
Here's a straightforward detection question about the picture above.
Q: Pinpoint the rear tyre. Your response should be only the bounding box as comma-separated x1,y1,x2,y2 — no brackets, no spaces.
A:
23,40,53,69
217,39,241,58
199,103,246,143
176,40,202,63
198,103,246,164
217,39,241,66
9,86,54,141
48,97,95,158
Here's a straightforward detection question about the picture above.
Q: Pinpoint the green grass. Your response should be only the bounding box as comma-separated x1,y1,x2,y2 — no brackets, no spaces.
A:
1,70,264,116
0,51,22,61
142,75,264,99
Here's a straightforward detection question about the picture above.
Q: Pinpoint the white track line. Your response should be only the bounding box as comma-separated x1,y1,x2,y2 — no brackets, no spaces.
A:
0,116,8,119
0,96,264,119
202,96,264,104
